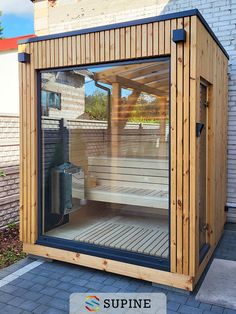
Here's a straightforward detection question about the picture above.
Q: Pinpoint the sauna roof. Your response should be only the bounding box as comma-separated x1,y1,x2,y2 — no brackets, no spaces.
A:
18,9,229,59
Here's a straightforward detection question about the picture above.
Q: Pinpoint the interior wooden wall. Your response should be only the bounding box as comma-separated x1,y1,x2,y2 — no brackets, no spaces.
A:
19,14,228,282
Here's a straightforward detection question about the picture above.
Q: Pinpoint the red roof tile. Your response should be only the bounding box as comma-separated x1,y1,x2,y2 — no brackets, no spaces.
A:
0,35,36,52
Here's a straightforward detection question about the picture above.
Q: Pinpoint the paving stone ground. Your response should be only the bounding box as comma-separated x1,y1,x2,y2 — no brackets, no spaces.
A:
0,225,235,314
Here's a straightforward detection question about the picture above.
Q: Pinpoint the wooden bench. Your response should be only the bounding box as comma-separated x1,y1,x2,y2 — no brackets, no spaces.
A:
72,156,169,209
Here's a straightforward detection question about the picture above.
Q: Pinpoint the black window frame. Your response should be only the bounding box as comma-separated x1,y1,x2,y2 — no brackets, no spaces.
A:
36,56,171,272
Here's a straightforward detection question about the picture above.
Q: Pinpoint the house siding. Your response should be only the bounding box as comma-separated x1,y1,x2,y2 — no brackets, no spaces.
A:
0,115,20,228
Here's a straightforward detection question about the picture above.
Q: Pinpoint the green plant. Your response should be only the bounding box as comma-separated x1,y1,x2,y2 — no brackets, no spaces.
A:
0,170,6,177
85,90,108,120
0,225,26,269
0,249,26,268
7,222,17,229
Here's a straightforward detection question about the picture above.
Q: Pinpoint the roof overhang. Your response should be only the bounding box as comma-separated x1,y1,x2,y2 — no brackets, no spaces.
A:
18,8,229,59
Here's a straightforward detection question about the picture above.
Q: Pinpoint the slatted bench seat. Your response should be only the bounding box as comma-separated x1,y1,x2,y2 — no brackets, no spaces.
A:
72,156,169,209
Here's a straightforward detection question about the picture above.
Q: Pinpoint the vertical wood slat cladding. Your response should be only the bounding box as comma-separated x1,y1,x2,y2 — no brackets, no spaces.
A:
19,15,228,286
170,18,177,274
183,16,190,276
32,22,172,70
189,16,198,277
176,18,184,275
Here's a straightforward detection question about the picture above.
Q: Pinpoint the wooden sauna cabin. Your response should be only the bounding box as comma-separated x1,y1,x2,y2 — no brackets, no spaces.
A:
18,9,228,291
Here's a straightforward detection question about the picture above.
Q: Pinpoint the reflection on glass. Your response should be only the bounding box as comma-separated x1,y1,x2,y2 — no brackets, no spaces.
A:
41,59,170,260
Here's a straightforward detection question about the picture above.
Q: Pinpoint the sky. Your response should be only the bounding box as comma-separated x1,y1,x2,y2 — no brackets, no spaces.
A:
0,0,34,38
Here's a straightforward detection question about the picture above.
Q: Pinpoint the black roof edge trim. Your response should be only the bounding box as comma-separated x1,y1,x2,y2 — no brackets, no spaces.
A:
18,8,229,59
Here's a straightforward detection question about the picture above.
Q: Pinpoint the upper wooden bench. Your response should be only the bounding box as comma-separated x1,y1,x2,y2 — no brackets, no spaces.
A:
72,156,169,209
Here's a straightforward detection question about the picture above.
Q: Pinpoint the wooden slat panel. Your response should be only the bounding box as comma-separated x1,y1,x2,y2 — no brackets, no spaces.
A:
130,26,136,58
72,36,77,65
164,20,171,54
89,156,168,169
183,16,190,275
189,16,198,276
115,29,120,60
54,39,59,67
147,23,153,56
94,32,100,63
30,43,37,243
35,42,39,69
63,37,68,66
19,61,24,242
109,29,115,61
50,40,55,68
37,41,42,68
153,22,159,55
46,40,50,68
58,37,63,67
22,59,27,242
85,33,91,63
159,21,165,55
141,24,147,57
136,25,142,58
105,31,110,61
176,18,184,274
76,35,81,65
26,44,31,243
68,36,72,65
120,28,125,59
99,31,105,62
42,41,46,68
80,35,86,64
125,27,131,59
170,18,177,274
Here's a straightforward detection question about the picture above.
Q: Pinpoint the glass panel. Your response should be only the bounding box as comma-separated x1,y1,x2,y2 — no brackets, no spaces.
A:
40,59,170,261
198,83,208,250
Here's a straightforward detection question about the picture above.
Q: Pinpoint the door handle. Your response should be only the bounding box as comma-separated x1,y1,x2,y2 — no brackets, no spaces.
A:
196,123,204,137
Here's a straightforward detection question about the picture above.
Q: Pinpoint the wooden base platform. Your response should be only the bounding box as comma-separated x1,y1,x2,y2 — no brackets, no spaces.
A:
23,243,194,291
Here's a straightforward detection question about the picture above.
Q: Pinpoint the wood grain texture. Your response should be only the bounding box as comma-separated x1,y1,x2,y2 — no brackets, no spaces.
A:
176,18,184,274
183,17,190,276
170,18,177,274
23,243,194,291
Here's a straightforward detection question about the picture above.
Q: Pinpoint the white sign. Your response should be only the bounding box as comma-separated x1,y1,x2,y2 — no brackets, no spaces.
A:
70,293,166,314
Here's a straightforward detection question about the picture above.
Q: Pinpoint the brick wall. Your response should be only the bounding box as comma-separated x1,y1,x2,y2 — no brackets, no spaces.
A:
0,115,20,228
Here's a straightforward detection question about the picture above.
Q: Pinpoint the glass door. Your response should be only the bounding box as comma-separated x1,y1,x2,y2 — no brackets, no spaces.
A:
39,58,171,268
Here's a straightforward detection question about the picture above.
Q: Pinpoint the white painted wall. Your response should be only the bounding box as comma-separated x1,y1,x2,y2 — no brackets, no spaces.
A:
0,50,19,114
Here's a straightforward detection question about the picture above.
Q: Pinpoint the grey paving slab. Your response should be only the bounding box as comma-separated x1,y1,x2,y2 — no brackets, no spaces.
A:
199,303,212,310
196,259,236,310
18,300,40,311
167,301,181,311
1,304,22,314
211,305,225,313
33,304,52,314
